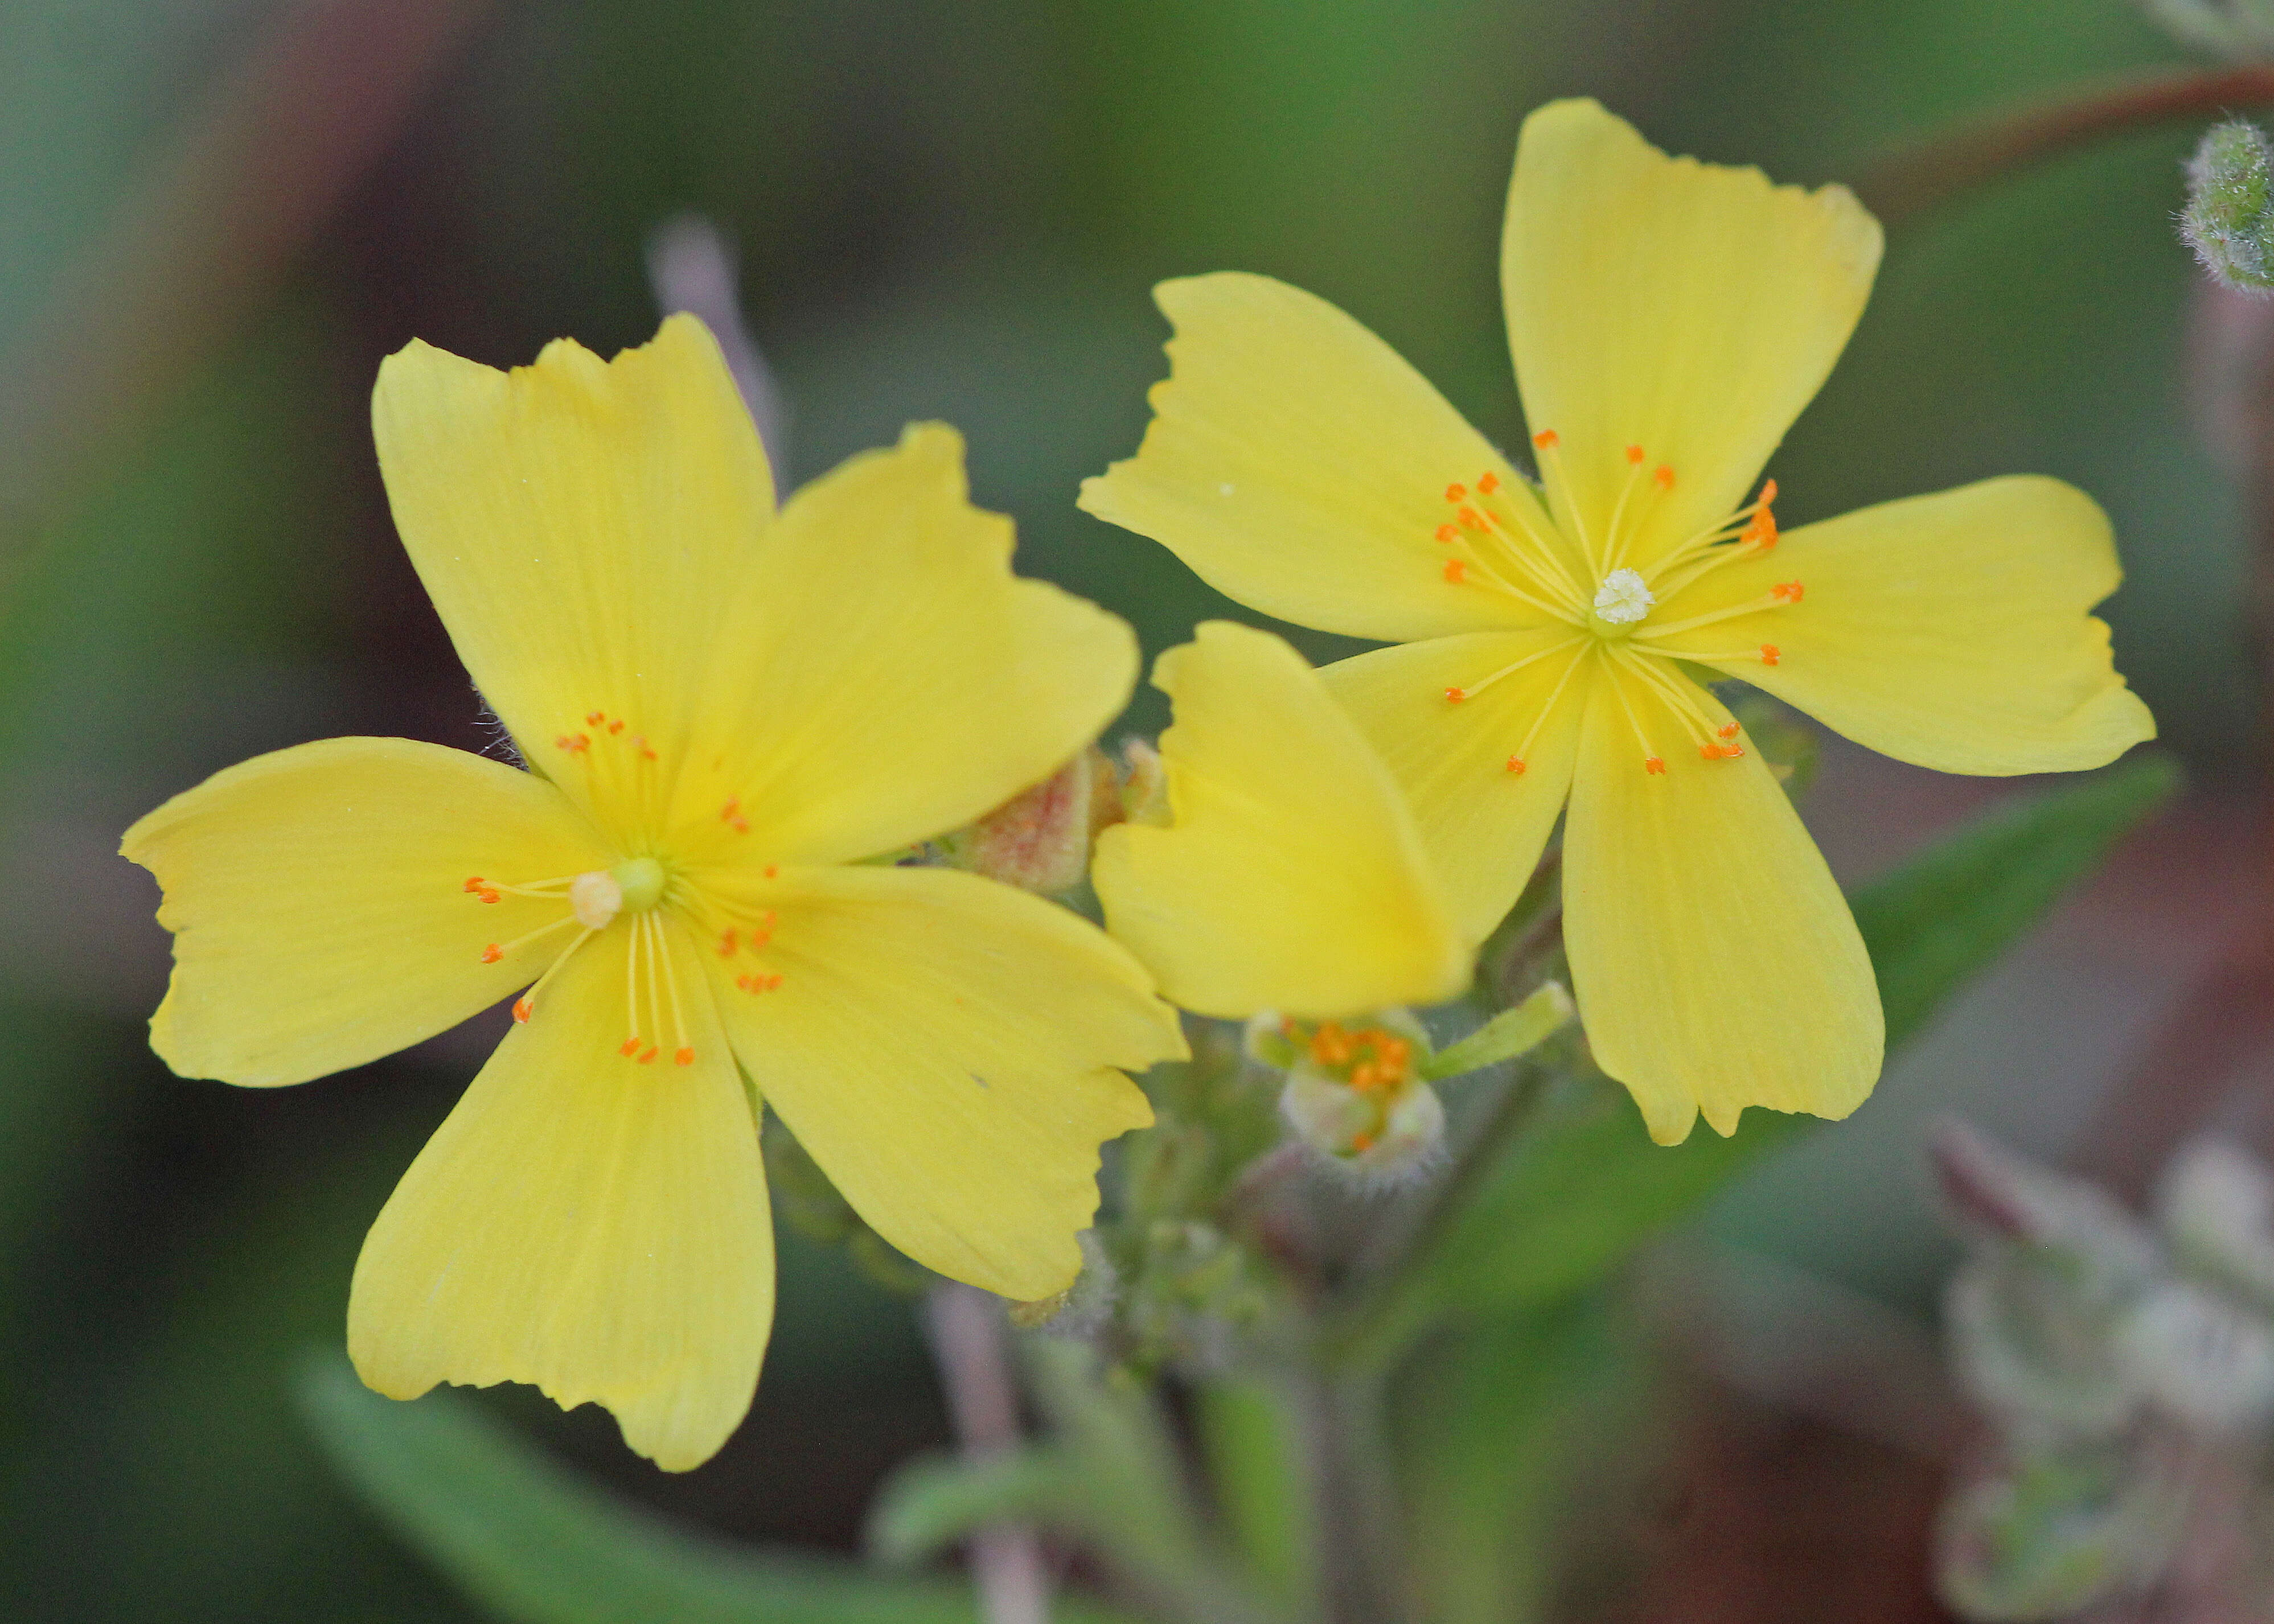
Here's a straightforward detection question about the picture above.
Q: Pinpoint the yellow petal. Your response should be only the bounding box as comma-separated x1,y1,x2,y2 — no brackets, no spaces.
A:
1093,623,1468,1020
1648,476,2156,773
1503,100,1881,574
707,864,1180,1300
349,920,770,1473
1321,630,1596,944
122,737,611,1088
1079,273,1568,642
1561,661,1882,1144
678,424,1138,866
372,315,773,827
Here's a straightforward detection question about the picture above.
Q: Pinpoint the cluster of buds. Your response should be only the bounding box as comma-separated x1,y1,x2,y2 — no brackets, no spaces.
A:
2182,118,2274,295
1931,1124,2274,1621
1248,1010,1445,1181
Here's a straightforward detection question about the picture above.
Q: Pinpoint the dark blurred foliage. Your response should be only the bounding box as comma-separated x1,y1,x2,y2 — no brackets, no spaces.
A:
0,0,2244,1617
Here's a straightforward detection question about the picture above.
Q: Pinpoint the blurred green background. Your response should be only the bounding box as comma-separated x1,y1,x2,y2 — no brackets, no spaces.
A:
0,0,2244,1617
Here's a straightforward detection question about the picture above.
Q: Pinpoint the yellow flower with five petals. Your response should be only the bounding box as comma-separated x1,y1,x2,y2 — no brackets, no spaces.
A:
1080,100,2153,1145
123,317,1184,1470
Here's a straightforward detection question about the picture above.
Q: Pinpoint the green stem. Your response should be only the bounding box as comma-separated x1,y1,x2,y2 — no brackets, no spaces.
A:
1856,64,2274,229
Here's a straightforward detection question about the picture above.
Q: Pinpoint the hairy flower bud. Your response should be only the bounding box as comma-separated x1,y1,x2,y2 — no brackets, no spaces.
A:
1008,1229,1118,1339
1117,737,1170,827
1266,1010,1445,1181
2182,119,2274,294
939,747,1114,895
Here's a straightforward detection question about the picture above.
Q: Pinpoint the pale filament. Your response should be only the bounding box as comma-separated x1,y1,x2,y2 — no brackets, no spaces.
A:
1641,479,1779,599
1443,635,1584,704
1529,431,1607,582
1631,583,1800,643
1501,640,1594,774
1602,654,1667,774
1615,646,1738,757
512,926,598,1024
554,710,670,842
1438,478,1590,621
1599,445,1676,573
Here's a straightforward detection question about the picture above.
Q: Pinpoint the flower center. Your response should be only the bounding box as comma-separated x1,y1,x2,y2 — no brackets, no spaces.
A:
1426,431,1805,776
1591,567,1654,627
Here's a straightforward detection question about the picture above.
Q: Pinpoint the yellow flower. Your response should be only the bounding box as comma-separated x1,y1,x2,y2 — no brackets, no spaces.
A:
1093,620,1467,1023
1094,621,1467,1174
122,316,1184,1470
1080,100,2154,1145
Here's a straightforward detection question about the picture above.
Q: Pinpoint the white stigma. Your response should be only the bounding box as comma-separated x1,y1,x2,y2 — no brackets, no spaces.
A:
1592,567,1655,625
570,870,625,931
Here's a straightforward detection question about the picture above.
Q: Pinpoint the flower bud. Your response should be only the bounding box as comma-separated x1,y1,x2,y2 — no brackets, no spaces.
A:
1117,737,1169,827
939,747,1112,895
2157,1137,2274,1313
1008,1229,1118,1339
2182,119,2274,294
1270,1011,1445,1181
2113,1278,2274,1433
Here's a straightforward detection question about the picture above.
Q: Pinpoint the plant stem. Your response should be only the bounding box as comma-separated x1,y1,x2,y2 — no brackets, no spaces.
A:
1856,64,2274,229
925,1282,1053,1624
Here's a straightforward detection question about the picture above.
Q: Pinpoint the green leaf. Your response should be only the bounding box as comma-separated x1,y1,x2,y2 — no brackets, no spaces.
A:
293,1352,1137,1624
1398,1294,1636,1624
1331,754,2179,1369
866,1448,1071,1568
1193,1374,1319,1613
1419,982,1573,1082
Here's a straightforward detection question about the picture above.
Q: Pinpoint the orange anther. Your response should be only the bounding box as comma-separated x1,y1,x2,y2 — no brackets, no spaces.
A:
620,1038,641,1057
1351,1130,1378,1154
1532,429,1559,450
764,974,783,992
1653,465,1674,490
480,944,503,964
1718,722,1740,739
1381,1037,1411,1064
1760,479,1778,504
1505,755,1527,775
718,929,738,956
1771,580,1804,602
1443,559,1467,583
478,889,501,904
1444,686,1467,703
1625,443,1645,465
721,796,740,820
463,876,486,893
1699,743,1725,760
1476,471,1500,494
586,710,605,726
512,997,533,1023
729,816,749,834
1444,482,1467,502
607,720,624,734
1351,1062,1381,1090
638,1046,659,1064
1644,756,1666,775
1744,509,1779,550
1434,523,1458,542
555,734,589,754
674,1047,695,1066
1760,643,1781,666
1457,506,1484,530
634,736,657,760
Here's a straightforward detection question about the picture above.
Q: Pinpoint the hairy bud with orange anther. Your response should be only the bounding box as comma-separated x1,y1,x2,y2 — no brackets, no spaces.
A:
1250,1009,1446,1181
